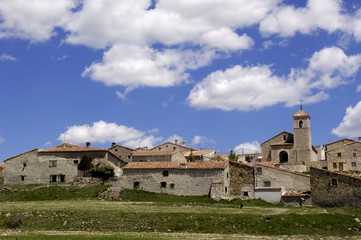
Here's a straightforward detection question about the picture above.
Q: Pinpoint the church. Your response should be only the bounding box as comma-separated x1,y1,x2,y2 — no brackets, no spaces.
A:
261,108,318,172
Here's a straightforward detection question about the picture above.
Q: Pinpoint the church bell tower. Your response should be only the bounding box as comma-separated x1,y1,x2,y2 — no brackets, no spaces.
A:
292,106,312,164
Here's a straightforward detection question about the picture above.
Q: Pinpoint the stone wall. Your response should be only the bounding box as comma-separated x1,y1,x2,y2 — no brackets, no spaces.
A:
108,145,133,162
310,167,361,207
121,166,229,197
326,142,361,172
261,132,293,162
229,161,254,199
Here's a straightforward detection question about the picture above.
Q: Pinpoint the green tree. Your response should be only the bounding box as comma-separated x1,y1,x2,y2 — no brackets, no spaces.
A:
228,149,237,162
78,154,93,171
189,148,196,162
90,165,115,184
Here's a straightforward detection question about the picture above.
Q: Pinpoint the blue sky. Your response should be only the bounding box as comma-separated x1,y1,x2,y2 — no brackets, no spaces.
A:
1,0,361,161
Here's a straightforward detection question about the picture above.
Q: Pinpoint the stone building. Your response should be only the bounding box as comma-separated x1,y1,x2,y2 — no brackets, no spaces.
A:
254,162,310,192
0,163,5,184
121,161,229,199
108,143,134,163
4,143,121,184
182,150,216,162
261,109,318,171
131,150,186,163
325,139,361,172
310,167,361,207
151,140,197,152
228,161,254,199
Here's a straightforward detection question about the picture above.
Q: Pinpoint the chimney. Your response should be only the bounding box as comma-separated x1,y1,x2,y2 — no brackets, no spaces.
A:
175,139,178,144
181,141,186,146
144,146,148,151
86,142,91,147
111,142,116,147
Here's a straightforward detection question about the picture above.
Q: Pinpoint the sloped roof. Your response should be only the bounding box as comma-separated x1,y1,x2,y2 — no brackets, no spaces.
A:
293,109,310,118
4,148,41,162
123,160,228,170
182,150,215,157
0,163,5,168
108,144,134,151
261,131,293,145
150,141,198,151
40,143,106,153
256,162,309,177
325,138,357,147
132,150,179,156
270,141,294,147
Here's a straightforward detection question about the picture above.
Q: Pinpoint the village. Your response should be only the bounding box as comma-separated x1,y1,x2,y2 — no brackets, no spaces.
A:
2,108,361,208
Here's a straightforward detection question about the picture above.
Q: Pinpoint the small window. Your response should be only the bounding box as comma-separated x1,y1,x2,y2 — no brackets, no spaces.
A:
173,147,176,150
353,152,357,157
239,173,243,178
50,175,57,183
158,147,161,150
163,171,169,177
225,187,228,194
227,172,229,178
59,175,65,183
299,120,303,128
23,163,27,168
21,176,25,181
333,162,337,169
128,155,131,159
264,181,271,187
351,162,357,167
337,152,341,157
256,167,262,175
114,148,118,152
160,182,166,188
243,191,249,197
49,160,57,167
283,135,287,141
73,160,79,165
170,183,175,189
133,182,140,189
331,178,338,186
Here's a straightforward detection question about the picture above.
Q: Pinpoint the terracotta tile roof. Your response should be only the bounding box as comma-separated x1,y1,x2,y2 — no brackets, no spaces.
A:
182,150,214,157
132,150,179,156
0,163,5,168
256,162,310,177
282,191,311,197
123,160,228,170
293,109,310,118
40,143,106,153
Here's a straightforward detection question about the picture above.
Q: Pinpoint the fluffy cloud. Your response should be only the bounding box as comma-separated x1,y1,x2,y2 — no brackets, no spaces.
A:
58,121,161,148
165,134,185,144
234,141,261,155
188,47,361,111
0,53,16,61
0,135,5,144
191,135,216,148
260,0,350,37
0,0,75,42
332,101,361,138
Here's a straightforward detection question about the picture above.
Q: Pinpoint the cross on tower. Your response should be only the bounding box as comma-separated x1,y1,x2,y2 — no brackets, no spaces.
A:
300,98,303,110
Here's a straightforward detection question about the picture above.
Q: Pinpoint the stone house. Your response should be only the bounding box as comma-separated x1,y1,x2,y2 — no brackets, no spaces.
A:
121,161,229,199
108,143,134,163
261,109,318,172
254,162,310,192
182,150,216,162
310,167,361,207
151,140,197,152
131,150,186,163
228,161,254,199
325,140,361,172
4,143,122,184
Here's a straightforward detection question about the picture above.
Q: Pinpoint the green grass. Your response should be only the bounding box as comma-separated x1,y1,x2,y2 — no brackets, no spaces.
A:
0,184,108,201
0,186,359,238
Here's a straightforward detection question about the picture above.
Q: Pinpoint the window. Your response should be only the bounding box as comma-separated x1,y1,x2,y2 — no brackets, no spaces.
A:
21,176,25,181
337,152,341,157
351,162,357,167
353,152,357,158
256,167,262,175
49,160,57,167
173,147,176,150
283,135,287,141
50,175,65,183
299,120,303,128
225,187,228,194
23,163,27,168
170,183,175,189
243,191,249,197
331,178,338,186
128,155,131,159
133,182,140,189
227,172,229,178
59,175,65,182
160,182,166,188
239,173,243,178
333,162,337,169
73,160,79,165
264,181,271,187
163,171,169,177
50,175,57,183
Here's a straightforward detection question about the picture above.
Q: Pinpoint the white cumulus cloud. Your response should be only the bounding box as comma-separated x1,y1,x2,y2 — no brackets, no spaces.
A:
332,101,361,138
188,47,361,111
191,135,216,147
234,141,261,155
0,53,16,61
58,121,161,148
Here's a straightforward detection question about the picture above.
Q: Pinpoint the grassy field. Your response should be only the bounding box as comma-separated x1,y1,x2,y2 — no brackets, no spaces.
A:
0,184,359,239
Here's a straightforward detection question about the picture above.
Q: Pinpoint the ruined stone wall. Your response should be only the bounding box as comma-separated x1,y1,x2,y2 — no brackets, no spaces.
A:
310,167,361,207
229,162,254,199
121,167,229,197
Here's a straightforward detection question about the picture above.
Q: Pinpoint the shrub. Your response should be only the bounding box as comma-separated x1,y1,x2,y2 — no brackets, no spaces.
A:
90,165,115,184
